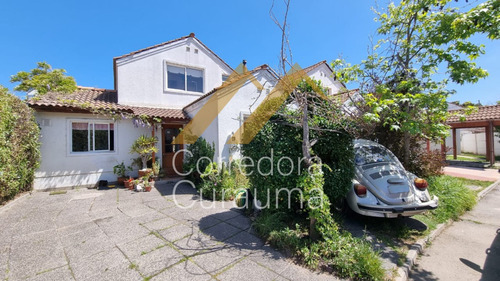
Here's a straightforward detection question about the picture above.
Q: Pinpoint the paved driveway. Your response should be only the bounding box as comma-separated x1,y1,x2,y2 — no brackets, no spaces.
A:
0,181,335,281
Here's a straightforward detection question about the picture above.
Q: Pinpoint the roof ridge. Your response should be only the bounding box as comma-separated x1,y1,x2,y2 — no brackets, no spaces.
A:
302,60,327,73
113,34,193,60
448,103,500,112
77,86,116,92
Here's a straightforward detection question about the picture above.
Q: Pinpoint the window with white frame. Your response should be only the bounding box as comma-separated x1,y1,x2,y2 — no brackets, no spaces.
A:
166,63,204,93
71,121,115,153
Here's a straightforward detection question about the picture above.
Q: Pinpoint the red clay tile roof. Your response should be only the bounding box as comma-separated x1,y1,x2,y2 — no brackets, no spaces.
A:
447,104,500,123
28,87,189,121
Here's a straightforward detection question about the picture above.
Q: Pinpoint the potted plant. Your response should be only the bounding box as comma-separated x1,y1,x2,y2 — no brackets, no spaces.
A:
113,162,130,186
125,177,134,190
152,161,161,181
130,135,158,177
143,176,153,192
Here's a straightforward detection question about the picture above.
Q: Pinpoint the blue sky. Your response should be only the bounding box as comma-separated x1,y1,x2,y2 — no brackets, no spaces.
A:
1,0,498,104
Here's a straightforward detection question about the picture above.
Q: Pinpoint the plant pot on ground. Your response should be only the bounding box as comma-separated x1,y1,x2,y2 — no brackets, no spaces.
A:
125,178,134,190
113,161,132,186
138,168,153,178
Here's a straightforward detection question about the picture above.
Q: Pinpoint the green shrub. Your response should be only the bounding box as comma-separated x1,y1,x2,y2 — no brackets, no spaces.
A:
254,209,385,281
424,175,477,222
199,162,247,201
0,86,40,203
183,137,215,183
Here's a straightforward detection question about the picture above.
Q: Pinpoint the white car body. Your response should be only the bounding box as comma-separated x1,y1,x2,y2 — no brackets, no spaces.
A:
346,139,439,218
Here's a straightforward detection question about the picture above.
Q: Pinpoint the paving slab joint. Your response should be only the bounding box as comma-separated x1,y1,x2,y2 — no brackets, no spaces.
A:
395,178,500,281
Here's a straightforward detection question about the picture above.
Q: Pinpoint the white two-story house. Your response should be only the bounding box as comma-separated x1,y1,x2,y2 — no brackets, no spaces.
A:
28,33,346,190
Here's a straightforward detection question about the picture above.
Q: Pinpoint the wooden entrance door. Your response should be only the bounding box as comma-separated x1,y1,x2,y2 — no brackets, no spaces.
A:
162,125,183,176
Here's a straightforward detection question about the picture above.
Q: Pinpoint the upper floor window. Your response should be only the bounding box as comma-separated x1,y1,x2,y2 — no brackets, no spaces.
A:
166,64,204,93
71,121,114,153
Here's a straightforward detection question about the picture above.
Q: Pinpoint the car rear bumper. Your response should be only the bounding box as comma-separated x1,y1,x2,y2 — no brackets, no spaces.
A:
355,196,438,218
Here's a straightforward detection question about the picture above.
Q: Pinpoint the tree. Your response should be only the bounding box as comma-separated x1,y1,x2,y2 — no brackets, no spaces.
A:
0,85,40,203
10,62,77,96
130,135,158,170
333,0,499,168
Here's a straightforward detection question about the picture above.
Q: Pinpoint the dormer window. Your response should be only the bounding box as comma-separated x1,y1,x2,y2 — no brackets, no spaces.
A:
166,63,204,93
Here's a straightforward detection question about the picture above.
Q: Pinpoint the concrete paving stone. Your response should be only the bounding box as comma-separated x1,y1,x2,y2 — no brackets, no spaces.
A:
80,264,143,281
152,259,212,281
88,206,122,220
142,216,179,231
117,233,166,259
217,257,279,281
13,214,57,235
201,221,242,242
54,212,94,229
173,231,222,256
225,214,252,230
190,246,244,275
9,230,67,280
56,220,100,238
25,265,74,281
160,205,198,222
117,202,155,218
0,246,9,281
133,244,185,277
60,225,114,261
211,210,242,222
69,246,130,281
196,215,222,230
94,214,150,245
158,223,197,242
223,231,265,255
143,198,176,211
130,210,167,226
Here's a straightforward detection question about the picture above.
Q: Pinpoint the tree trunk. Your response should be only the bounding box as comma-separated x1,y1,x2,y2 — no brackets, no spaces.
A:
301,93,319,241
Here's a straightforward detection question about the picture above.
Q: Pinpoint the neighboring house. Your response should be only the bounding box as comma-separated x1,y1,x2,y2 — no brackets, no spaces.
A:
28,33,347,190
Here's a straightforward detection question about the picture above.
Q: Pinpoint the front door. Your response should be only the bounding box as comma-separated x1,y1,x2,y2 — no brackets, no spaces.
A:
162,125,183,176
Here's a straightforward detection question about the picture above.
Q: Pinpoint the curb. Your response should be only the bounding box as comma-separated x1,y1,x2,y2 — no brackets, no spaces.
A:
0,192,31,215
395,177,500,281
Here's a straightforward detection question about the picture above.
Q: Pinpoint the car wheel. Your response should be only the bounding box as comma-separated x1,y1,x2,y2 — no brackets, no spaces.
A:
332,197,347,213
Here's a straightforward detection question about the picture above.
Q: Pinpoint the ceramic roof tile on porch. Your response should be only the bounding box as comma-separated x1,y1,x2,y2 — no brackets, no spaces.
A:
447,104,500,124
27,87,189,122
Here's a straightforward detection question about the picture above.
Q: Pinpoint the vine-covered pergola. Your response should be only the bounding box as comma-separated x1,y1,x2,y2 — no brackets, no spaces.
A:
446,105,500,166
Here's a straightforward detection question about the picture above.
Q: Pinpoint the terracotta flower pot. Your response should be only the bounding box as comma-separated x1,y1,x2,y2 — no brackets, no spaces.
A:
145,185,152,192
117,177,126,186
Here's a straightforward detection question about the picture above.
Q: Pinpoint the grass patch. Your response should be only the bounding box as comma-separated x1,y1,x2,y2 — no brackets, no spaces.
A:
49,190,67,195
253,210,385,281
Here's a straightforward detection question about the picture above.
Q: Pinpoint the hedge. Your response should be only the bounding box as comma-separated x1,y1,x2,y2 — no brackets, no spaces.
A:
0,87,40,203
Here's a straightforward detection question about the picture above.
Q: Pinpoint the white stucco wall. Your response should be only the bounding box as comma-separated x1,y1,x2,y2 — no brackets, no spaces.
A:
33,112,160,190
306,64,344,94
460,130,500,155
115,37,232,109
184,69,278,164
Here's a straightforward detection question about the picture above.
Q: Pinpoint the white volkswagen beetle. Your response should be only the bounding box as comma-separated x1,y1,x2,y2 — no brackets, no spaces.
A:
346,139,439,218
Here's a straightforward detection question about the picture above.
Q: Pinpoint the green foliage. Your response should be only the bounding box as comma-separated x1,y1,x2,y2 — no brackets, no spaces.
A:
0,86,40,203
253,209,385,280
423,175,477,223
371,125,445,177
113,162,127,178
199,162,248,201
10,62,77,96
130,135,158,170
332,0,500,165
183,137,215,183
242,115,354,211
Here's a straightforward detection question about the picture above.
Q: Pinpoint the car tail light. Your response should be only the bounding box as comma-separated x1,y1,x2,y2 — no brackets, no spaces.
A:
414,178,428,190
354,184,367,197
